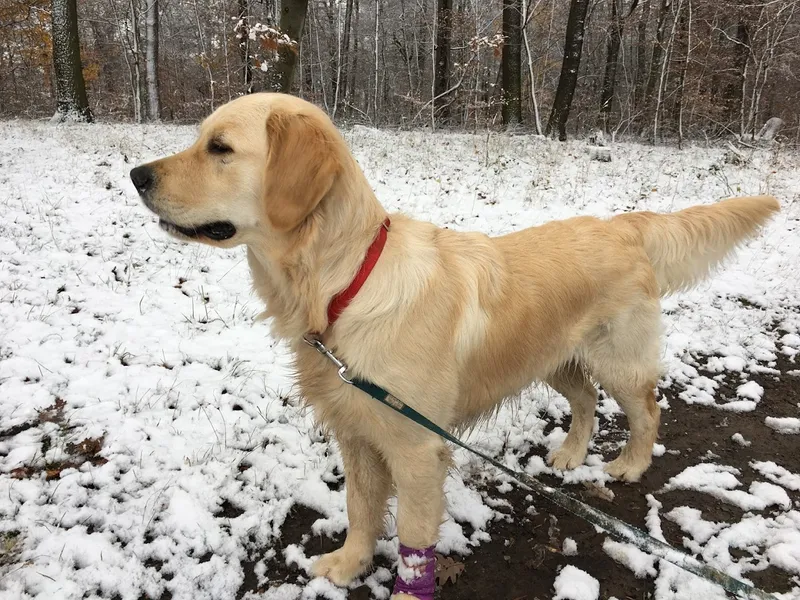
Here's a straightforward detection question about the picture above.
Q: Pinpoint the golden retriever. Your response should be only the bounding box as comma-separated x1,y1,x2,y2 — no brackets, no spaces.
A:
130,92,779,599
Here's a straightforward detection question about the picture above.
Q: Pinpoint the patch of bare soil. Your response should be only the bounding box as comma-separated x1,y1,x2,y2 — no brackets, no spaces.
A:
232,353,799,599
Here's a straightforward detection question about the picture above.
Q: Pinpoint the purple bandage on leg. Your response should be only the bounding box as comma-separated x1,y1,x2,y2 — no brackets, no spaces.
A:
392,544,436,599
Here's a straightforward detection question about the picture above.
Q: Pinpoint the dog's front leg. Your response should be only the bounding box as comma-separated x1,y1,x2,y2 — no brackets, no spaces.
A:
388,438,450,600
311,436,392,586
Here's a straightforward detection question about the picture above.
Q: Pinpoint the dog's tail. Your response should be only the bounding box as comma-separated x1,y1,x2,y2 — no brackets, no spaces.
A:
613,195,779,295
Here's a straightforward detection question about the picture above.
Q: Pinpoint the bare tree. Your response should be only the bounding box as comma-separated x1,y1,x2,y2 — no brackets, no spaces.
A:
652,0,682,141
642,0,670,126
634,0,650,107
339,0,354,111
522,0,544,134
502,0,523,125
599,0,639,132
2,0,798,139
676,0,691,147
373,0,381,124
129,0,144,122
145,0,160,119
268,0,310,93
434,0,452,120
547,0,590,139
51,0,92,122
236,0,254,93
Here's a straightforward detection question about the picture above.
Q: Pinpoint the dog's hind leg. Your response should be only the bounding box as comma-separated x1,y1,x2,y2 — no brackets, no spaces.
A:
311,436,392,586
601,382,661,482
584,298,663,482
546,362,597,471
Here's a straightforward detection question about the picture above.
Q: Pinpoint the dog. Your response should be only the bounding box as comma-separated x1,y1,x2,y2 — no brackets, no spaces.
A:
130,92,779,599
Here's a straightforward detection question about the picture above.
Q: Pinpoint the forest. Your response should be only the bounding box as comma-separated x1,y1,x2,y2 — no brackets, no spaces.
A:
1,0,798,142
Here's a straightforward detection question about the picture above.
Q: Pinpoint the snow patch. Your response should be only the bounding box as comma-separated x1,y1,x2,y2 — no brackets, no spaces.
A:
553,565,600,600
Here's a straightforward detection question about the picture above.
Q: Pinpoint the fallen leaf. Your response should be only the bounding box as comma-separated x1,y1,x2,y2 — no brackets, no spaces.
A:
435,554,465,586
582,481,615,502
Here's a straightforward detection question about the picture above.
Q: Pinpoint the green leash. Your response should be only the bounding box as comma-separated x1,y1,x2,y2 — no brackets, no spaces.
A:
303,336,778,600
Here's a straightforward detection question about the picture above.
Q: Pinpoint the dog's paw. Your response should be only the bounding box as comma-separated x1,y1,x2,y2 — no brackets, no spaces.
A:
311,547,371,586
604,455,650,482
548,445,587,471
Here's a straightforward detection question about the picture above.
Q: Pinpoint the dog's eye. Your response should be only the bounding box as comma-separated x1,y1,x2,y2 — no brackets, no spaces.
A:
208,139,233,155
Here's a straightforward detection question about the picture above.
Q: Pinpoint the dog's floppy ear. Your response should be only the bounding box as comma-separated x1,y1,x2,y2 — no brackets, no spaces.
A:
263,108,342,231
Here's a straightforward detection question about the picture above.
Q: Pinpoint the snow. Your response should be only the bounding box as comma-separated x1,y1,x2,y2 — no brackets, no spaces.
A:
553,565,600,600
664,464,792,511
731,432,752,447
0,120,799,600
751,461,800,491
602,539,657,578
736,380,764,401
562,537,578,556
766,417,800,434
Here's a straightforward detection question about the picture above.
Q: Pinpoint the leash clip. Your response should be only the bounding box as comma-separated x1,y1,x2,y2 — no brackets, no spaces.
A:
303,334,353,384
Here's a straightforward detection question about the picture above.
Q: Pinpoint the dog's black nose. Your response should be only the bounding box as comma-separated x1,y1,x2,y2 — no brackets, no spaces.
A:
130,165,155,194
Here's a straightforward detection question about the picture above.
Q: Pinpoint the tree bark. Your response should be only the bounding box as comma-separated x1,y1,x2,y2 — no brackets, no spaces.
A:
268,0,310,93
522,0,542,134
434,0,452,120
237,0,253,93
733,20,750,132
599,0,639,132
634,0,650,108
676,0,691,147
502,0,523,126
652,0,682,142
373,0,380,125
145,0,160,120
339,0,354,109
129,0,143,121
643,0,670,115
546,0,590,140
51,0,92,122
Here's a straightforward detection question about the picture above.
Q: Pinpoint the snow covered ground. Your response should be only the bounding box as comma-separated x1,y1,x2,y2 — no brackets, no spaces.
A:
0,120,798,600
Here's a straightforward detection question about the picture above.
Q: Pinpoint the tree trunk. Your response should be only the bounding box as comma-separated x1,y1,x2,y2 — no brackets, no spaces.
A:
339,0,354,110
599,0,639,132
676,0,691,147
546,0,590,140
129,0,143,122
734,20,750,133
634,0,650,108
434,0,452,120
51,0,92,122
145,0,160,120
643,0,670,116
373,0,380,125
522,0,542,134
237,0,253,93
502,0,523,126
268,0,310,93
351,0,360,111
652,0,682,142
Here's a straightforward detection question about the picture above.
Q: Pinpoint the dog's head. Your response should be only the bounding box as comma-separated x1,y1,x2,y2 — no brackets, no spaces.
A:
130,93,344,248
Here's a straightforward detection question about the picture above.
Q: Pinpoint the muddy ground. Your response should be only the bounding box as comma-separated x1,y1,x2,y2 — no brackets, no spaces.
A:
244,349,799,600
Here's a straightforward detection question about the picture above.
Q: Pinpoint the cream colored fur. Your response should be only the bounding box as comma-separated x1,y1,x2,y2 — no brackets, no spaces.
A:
133,93,780,599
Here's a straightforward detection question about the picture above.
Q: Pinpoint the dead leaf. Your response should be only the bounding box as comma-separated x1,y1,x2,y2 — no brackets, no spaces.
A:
435,554,465,586
525,544,548,569
10,467,34,479
547,514,560,547
37,398,66,424
45,467,63,480
67,435,104,457
582,481,615,502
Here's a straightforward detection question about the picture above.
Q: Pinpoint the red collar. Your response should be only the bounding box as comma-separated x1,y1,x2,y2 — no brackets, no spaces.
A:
326,218,390,327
